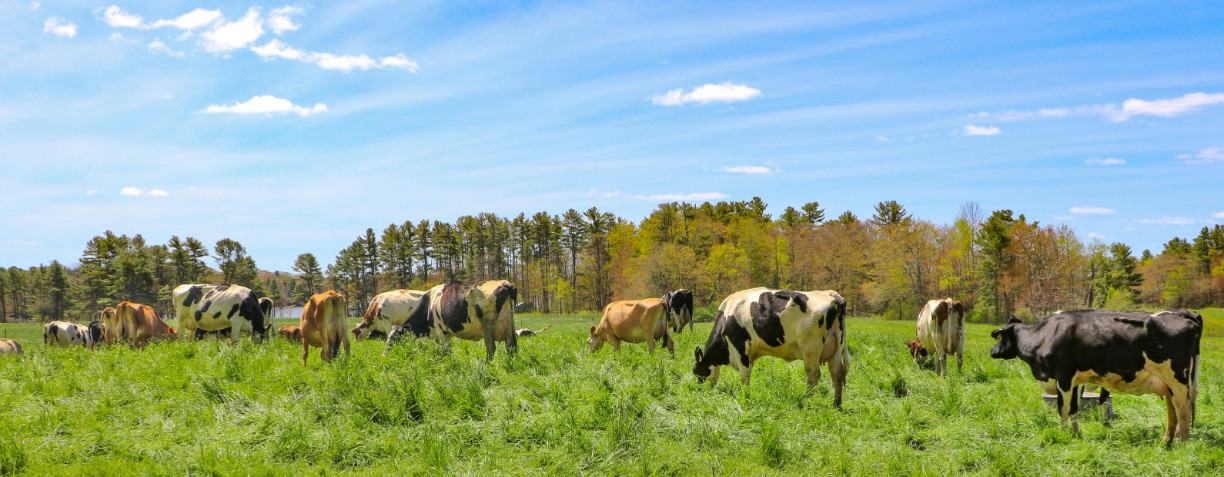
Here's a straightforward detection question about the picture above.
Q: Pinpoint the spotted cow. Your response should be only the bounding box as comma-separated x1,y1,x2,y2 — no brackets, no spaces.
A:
911,298,965,376
662,289,695,333
588,298,674,357
100,301,178,348
353,289,428,340
990,310,1202,443
693,287,850,407
172,284,272,343
387,281,518,360
43,321,95,349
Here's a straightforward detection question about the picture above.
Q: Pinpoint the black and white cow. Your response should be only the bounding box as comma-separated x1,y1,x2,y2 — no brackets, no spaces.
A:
693,287,850,407
386,280,518,360
354,289,429,340
989,309,1202,444
172,284,273,344
662,289,695,333
44,321,96,349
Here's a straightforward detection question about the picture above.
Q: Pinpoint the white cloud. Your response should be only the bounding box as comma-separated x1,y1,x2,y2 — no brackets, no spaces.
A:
120,187,142,196
995,108,1068,121
875,135,893,143
148,189,169,196
151,8,222,33
1087,232,1106,240
268,6,303,35
1183,146,1224,165
1135,217,1196,225
201,95,326,117
103,5,143,28
651,82,761,106
85,190,96,195
1119,93,1224,120
252,39,419,72
109,33,124,42
43,18,77,38
148,39,184,57
964,125,1000,136
29,1,40,10
1085,157,1126,166
1070,206,1117,215
718,165,775,175
1213,212,1224,218
201,8,264,53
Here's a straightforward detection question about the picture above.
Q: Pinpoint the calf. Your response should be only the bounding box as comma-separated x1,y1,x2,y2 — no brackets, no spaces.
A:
515,325,551,337
43,321,95,349
353,289,428,340
989,309,1202,444
912,298,965,376
278,325,303,342
662,289,695,333
0,338,22,355
101,301,178,348
588,298,674,357
693,287,850,407
300,290,350,365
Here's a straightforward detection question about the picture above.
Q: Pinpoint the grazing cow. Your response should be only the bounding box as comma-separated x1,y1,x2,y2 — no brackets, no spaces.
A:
172,284,272,343
693,287,850,407
389,281,516,360
989,309,1202,444
300,290,350,365
515,325,551,337
662,289,695,333
278,325,303,342
912,298,965,376
100,301,178,348
353,289,428,340
43,321,95,349
588,298,674,357
0,338,22,355
87,321,106,347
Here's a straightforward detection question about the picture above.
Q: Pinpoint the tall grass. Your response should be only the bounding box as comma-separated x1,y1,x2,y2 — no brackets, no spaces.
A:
0,314,1221,475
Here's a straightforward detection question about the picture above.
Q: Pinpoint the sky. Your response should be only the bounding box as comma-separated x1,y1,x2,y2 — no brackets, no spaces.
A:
2,1,1222,272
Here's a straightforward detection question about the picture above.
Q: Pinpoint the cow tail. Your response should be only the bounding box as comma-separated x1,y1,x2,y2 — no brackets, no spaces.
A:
1191,354,1200,424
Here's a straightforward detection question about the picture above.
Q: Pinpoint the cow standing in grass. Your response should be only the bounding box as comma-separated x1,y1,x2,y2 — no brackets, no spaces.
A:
662,289,695,333
300,290,350,365
989,309,1202,444
588,298,674,357
911,298,965,376
100,301,178,348
353,289,428,340
43,321,95,349
172,284,272,344
693,288,850,407
386,281,519,360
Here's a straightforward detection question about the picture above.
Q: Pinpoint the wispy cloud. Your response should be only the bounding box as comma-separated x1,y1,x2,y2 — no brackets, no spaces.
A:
874,135,893,142
980,92,1224,123
268,6,303,35
1070,206,1116,215
994,108,1068,121
1179,146,1224,165
148,39,185,57
119,187,169,197
85,190,96,195
43,18,77,38
964,125,1000,136
201,95,326,117
148,189,169,196
1087,232,1106,239
1214,212,1224,218
718,165,775,175
1085,157,1126,166
1135,217,1196,225
651,82,761,106
633,192,729,201
251,39,418,72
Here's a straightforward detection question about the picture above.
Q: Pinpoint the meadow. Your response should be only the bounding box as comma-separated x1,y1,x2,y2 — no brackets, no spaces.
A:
1,313,1222,476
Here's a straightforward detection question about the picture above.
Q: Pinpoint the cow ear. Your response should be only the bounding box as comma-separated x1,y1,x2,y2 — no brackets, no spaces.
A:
589,325,596,335
694,347,703,361
790,293,808,314
1008,316,1022,324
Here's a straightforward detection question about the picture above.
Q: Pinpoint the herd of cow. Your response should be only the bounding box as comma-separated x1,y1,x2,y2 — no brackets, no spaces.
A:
4,279,1207,445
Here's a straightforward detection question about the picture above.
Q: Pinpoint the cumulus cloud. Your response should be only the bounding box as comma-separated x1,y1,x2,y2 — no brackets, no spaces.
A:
103,5,143,28
1070,206,1117,215
201,95,326,116
1085,157,1126,166
151,8,222,32
148,39,184,57
44,18,77,38
1135,217,1196,225
718,165,775,175
120,187,142,196
651,82,761,106
1181,146,1224,165
964,125,1000,136
268,6,303,34
251,39,418,72
201,8,264,53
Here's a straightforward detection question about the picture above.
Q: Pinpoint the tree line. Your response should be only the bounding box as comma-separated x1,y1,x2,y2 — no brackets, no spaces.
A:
2,199,1222,324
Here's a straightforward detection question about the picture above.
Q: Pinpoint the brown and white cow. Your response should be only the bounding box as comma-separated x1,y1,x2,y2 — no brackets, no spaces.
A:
278,325,303,342
352,289,428,340
43,321,96,349
0,338,22,355
588,298,674,357
100,301,178,348
693,287,850,407
911,298,965,376
300,290,350,365
172,284,272,343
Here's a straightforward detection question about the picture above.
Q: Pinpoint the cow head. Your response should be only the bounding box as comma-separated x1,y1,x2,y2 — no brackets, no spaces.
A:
951,300,965,325
989,317,1023,359
693,347,711,382
906,339,928,361
587,325,606,353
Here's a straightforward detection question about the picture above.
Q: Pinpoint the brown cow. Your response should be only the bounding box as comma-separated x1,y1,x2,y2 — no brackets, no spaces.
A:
101,301,178,348
0,338,22,355
278,325,303,342
300,290,350,365
588,298,674,357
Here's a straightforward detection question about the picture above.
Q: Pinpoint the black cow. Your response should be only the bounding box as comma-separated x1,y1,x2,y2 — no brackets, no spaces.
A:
662,289,695,333
989,309,1202,444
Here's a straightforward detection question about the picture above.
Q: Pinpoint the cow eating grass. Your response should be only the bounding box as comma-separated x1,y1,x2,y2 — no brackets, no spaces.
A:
588,298,674,357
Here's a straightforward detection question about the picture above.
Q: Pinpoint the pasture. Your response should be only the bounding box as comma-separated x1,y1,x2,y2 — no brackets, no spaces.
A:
1,314,1222,476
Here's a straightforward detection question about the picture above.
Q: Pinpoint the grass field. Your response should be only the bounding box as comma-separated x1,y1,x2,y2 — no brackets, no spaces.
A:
1,313,1222,476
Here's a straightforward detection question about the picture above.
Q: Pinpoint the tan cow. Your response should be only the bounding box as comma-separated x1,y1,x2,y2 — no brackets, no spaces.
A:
912,298,965,376
101,301,178,348
300,290,350,365
588,298,674,357
278,325,303,342
0,338,22,355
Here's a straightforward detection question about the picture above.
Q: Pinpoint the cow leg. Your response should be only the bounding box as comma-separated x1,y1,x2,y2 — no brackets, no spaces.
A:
1164,395,1177,445
505,314,518,357
301,339,310,366
937,351,946,377
482,326,497,361
229,324,243,346
664,330,675,358
739,365,752,386
708,366,721,388
1056,385,1080,436
956,350,963,373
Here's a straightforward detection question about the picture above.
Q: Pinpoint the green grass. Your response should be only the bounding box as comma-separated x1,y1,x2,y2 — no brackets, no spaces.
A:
1,314,1223,475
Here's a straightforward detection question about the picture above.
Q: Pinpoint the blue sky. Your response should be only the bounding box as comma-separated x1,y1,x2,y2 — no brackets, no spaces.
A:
2,1,1222,272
